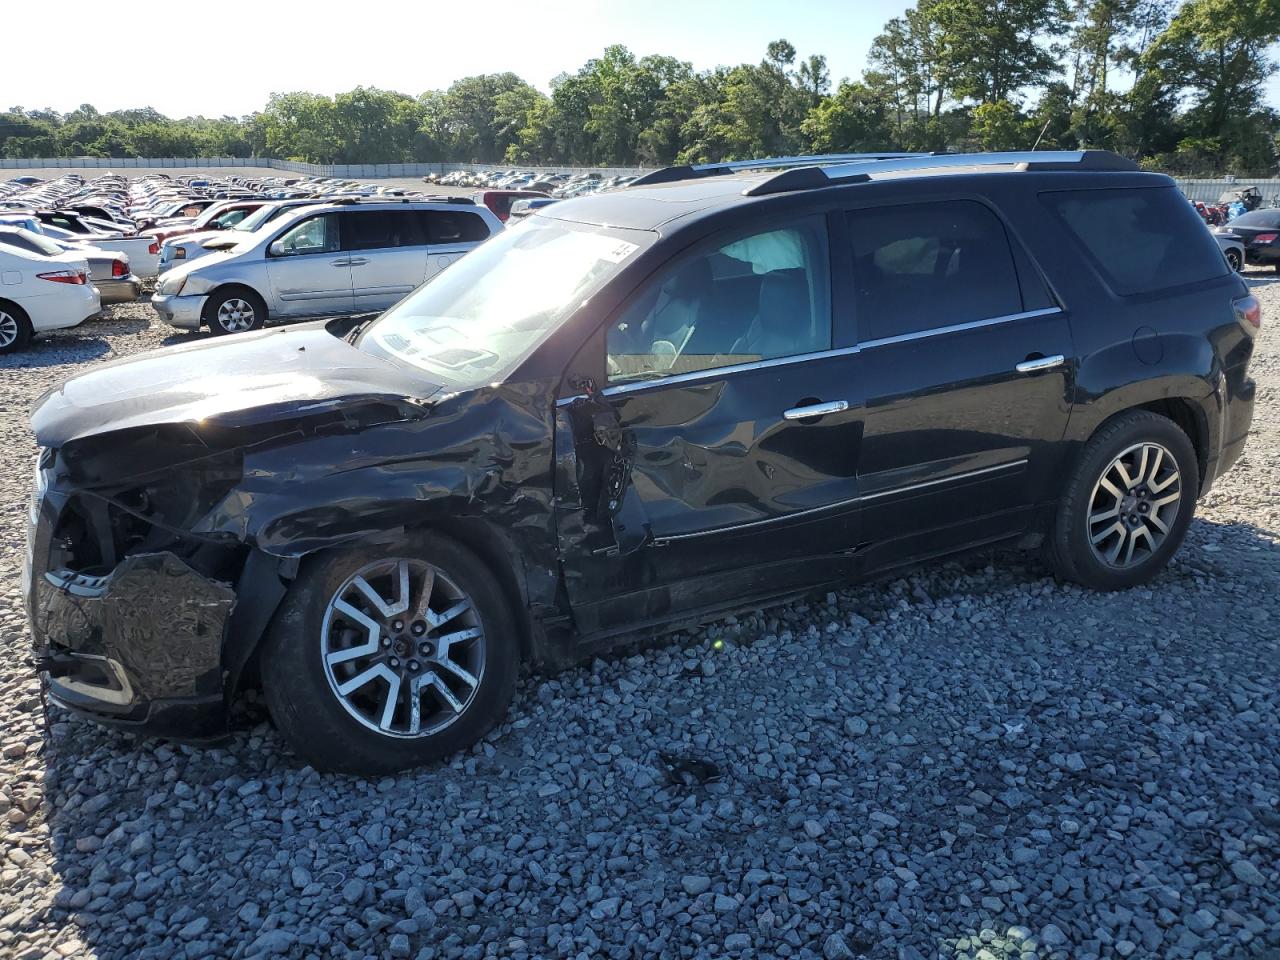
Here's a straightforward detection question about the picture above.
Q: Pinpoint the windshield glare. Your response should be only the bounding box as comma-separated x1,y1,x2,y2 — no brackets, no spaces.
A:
360,218,649,386
235,204,285,232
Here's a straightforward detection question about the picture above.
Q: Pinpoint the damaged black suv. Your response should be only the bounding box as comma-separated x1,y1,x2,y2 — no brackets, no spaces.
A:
26,152,1258,774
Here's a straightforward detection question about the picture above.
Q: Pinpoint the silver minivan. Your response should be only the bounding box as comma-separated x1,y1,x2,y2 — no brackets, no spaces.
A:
152,199,503,334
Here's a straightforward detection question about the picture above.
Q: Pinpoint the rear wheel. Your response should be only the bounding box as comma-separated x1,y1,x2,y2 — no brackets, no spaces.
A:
0,303,33,354
1046,411,1199,590
204,287,267,335
261,533,518,774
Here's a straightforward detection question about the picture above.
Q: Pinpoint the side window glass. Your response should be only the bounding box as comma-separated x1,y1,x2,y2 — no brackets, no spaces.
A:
274,214,339,256
421,211,490,244
847,200,1023,342
344,211,402,251
395,210,428,246
1043,187,1229,295
607,216,831,383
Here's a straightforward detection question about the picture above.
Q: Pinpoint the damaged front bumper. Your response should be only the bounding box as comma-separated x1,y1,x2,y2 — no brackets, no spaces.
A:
29,555,233,739
23,457,283,742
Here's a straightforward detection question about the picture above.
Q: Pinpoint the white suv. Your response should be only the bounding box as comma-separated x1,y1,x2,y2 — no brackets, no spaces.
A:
152,199,502,335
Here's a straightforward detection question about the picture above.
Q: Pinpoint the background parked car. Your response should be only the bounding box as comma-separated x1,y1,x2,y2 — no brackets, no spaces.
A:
152,198,502,334
1214,230,1246,272
0,227,140,305
473,189,551,222
1215,209,1280,270
158,198,325,272
0,243,99,353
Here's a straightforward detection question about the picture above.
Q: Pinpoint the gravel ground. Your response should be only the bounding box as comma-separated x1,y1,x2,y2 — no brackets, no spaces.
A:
1,280,1278,960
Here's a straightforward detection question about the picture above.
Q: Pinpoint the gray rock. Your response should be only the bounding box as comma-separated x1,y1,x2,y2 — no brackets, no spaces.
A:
681,876,711,896
1230,859,1267,886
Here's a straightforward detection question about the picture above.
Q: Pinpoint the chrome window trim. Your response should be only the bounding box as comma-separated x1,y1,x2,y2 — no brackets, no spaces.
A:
651,459,1028,544
596,307,1064,399
602,345,861,398
858,307,1063,350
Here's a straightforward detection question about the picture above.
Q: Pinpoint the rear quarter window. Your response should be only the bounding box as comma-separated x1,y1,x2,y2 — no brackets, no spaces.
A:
1042,186,1227,296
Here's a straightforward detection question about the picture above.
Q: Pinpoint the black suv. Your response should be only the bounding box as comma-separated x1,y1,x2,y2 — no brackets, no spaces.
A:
25,151,1258,774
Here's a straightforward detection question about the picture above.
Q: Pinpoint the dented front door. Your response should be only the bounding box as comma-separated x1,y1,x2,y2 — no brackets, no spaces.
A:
554,355,866,635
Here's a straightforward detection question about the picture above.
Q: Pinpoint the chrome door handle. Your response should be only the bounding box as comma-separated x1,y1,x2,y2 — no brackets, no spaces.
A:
783,400,849,421
347,257,369,266
1015,354,1065,374
329,257,351,266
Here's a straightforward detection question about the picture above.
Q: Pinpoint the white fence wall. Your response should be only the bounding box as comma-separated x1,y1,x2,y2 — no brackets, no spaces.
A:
2,159,1278,194
1174,178,1280,202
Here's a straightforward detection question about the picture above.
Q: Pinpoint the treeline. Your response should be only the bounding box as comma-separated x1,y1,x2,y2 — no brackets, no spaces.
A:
3,0,1278,175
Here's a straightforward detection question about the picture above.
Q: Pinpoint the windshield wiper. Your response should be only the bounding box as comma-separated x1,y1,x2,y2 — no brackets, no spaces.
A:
345,316,377,344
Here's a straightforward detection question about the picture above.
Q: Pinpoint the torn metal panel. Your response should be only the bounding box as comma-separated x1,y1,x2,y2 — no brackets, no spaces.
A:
555,390,649,559
34,552,232,702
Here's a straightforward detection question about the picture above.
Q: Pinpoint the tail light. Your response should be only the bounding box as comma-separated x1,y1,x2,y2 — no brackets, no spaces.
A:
1233,294,1261,330
110,259,128,278
1253,233,1277,244
37,270,87,285
147,240,160,255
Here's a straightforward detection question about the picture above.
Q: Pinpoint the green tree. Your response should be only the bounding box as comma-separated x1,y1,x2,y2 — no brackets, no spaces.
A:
1140,0,1280,170
932,0,1071,104
801,80,892,151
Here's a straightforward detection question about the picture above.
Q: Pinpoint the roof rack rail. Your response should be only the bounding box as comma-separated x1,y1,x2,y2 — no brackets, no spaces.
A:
630,153,928,187
744,149,1139,196
326,195,475,206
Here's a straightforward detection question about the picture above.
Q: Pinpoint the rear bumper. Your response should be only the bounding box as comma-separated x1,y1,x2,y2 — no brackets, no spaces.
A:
151,292,207,330
95,277,141,305
1244,246,1280,265
1217,375,1255,481
27,285,101,333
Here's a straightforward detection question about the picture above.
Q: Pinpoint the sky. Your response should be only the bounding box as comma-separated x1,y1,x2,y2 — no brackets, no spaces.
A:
6,0,1280,117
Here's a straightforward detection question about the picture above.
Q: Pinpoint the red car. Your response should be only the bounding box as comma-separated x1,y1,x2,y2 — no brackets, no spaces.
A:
472,190,550,223
151,200,270,244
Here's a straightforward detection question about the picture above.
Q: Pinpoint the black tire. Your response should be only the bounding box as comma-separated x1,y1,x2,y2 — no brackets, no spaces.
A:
204,286,267,335
1045,411,1199,590
1226,248,1242,272
261,532,518,775
0,301,33,354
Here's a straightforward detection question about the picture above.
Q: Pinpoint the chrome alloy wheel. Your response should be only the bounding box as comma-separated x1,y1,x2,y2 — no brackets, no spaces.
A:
320,558,486,738
216,297,256,332
1087,441,1182,568
0,311,18,348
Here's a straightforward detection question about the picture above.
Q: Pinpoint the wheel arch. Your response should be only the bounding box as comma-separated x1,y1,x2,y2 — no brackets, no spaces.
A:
201,282,269,324
0,297,31,323
1130,397,1209,487
401,515,539,668
227,516,544,703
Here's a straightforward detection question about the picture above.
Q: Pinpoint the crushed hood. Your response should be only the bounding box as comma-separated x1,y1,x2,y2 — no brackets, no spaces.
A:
32,321,443,447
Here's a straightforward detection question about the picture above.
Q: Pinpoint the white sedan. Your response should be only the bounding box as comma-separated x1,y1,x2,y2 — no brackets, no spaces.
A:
0,246,101,353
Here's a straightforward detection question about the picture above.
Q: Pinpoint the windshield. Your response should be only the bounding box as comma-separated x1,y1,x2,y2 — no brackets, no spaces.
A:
235,204,284,232
360,217,651,387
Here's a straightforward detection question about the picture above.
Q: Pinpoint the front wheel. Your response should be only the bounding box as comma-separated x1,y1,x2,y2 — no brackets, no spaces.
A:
204,288,267,335
261,533,518,774
1045,411,1199,590
1226,248,1242,272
